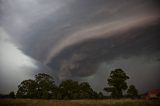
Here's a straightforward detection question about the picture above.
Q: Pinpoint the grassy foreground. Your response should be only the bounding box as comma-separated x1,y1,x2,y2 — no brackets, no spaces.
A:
0,99,160,106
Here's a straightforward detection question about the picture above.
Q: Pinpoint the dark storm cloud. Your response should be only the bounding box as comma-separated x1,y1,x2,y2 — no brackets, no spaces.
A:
48,22,160,79
37,0,160,63
2,0,159,62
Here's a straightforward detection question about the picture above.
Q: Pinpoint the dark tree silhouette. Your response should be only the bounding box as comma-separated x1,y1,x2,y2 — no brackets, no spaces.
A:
79,82,94,99
58,80,80,99
16,73,56,99
104,69,129,98
9,91,15,98
127,85,138,99
35,73,57,99
57,80,100,99
16,79,37,98
16,73,104,99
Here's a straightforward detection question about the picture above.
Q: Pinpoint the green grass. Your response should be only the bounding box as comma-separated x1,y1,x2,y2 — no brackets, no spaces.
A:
0,99,160,106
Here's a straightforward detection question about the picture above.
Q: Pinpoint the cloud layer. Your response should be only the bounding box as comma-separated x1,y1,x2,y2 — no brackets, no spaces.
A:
48,22,160,79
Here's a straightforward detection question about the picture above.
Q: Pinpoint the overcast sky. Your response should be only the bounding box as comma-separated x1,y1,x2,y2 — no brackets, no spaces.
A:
0,0,160,94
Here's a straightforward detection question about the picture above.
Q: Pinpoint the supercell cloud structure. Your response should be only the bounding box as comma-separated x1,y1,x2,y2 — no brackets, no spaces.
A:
0,0,160,93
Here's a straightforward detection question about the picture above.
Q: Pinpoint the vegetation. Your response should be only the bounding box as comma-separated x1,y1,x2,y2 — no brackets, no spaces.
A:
1,68,159,106
0,99,160,106
1,68,140,100
57,80,100,99
0,91,15,99
16,73,57,99
104,69,129,98
127,85,138,99
16,73,101,99
8,91,15,98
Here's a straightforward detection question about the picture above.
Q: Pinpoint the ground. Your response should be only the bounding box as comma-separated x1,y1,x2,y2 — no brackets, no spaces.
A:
0,99,160,106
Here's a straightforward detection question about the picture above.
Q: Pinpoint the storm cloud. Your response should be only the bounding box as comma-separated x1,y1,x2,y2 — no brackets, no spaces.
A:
0,0,160,93
48,22,160,78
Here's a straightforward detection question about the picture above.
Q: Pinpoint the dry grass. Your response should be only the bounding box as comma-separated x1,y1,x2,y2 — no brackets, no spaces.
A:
0,99,160,106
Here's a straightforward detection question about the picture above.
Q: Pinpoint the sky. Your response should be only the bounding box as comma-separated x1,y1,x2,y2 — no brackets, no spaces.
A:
0,0,160,94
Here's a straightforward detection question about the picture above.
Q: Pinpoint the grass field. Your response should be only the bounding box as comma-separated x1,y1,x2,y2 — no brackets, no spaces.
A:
0,99,160,106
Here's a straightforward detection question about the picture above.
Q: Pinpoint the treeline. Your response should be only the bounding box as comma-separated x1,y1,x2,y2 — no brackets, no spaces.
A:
1,69,139,99
0,92,15,99
16,73,103,99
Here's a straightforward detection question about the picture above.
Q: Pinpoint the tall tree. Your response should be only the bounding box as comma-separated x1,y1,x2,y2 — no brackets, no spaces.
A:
79,82,94,99
127,85,138,99
35,73,57,99
58,80,80,99
104,69,129,98
16,73,56,99
16,79,37,98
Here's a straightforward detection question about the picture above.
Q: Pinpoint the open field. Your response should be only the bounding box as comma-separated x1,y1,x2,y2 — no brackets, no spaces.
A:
0,99,160,106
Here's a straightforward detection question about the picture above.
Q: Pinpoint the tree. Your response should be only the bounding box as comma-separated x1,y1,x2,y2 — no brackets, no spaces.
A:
9,91,15,98
35,73,57,99
16,73,56,99
79,82,94,99
58,80,98,99
98,92,104,99
16,79,37,98
104,69,129,98
58,80,80,99
127,85,138,99
16,73,103,99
